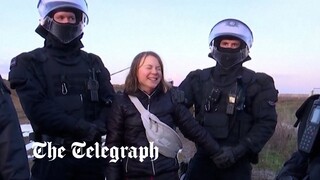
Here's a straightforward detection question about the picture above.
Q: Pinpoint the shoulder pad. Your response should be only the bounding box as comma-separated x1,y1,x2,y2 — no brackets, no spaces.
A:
86,52,101,62
241,67,256,84
10,52,34,69
250,72,278,105
28,48,47,62
186,67,213,82
255,72,276,89
199,67,213,81
87,52,100,60
10,48,47,69
86,52,105,66
186,69,201,79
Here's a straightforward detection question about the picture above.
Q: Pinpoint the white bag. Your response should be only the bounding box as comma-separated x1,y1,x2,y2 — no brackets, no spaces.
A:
128,95,183,158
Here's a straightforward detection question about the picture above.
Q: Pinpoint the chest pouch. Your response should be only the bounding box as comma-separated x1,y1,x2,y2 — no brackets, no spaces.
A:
203,112,229,139
202,86,229,139
204,87,221,112
54,95,84,118
87,67,100,102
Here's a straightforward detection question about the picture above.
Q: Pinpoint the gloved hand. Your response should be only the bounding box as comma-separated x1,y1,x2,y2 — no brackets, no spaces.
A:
75,120,100,142
92,119,107,135
212,147,235,168
212,144,247,168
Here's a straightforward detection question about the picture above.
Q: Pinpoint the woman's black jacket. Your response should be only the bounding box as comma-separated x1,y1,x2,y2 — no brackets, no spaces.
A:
106,88,220,179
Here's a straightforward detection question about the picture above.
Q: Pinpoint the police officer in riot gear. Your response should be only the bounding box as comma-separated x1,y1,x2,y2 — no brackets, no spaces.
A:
0,75,30,180
276,94,320,180
179,18,278,179
9,0,114,179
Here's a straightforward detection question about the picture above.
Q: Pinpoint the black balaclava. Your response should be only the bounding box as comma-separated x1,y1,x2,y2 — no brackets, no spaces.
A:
35,25,84,66
209,36,250,70
35,25,84,57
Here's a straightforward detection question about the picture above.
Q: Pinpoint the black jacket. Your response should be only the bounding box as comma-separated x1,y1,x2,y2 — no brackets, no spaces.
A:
8,34,114,142
0,76,30,180
106,88,220,179
179,65,278,158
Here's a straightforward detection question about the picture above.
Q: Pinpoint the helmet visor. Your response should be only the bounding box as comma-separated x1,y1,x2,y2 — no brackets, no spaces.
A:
41,17,84,43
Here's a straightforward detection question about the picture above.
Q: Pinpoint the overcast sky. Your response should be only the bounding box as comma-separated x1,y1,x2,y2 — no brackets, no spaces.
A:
0,0,319,94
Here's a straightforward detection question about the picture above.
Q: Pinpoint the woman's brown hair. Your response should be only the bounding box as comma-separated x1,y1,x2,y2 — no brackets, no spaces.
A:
124,51,170,94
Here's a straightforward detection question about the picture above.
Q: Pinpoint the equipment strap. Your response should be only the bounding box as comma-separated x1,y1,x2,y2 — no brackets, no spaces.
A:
128,95,183,158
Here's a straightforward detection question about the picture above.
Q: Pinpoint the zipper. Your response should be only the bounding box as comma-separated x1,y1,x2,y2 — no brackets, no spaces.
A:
147,95,151,110
151,158,156,175
139,89,157,175
125,157,129,173
79,94,83,102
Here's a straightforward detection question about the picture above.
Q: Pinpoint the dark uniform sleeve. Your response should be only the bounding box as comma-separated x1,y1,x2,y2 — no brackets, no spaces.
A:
9,53,89,137
89,54,115,133
90,53,115,105
172,93,220,156
0,76,30,180
105,94,124,180
178,70,201,109
241,73,278,153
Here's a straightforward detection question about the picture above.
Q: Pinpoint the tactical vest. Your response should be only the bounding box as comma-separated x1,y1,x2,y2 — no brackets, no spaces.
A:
193,67,260,143
27,48,103,123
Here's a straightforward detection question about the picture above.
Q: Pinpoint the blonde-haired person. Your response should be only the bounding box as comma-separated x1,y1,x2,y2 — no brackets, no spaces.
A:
106,51,221,180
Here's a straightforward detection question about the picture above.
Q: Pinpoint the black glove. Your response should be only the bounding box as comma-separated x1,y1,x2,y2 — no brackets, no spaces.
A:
212,144,247,168
92,119,107,135
212,147,235,168
75,120,100,142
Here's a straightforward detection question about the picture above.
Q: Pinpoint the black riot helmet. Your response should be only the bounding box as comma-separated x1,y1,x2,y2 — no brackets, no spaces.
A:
208,18,253,69
37,0,89,44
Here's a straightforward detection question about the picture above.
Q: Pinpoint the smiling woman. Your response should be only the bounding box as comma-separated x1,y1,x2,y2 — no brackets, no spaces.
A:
137,55,163,94
106,51,222,180
124,51,169,95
